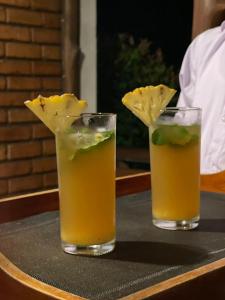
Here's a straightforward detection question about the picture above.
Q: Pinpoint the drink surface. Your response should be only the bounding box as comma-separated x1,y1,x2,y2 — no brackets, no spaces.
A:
56,130,115,245
150,124,200,221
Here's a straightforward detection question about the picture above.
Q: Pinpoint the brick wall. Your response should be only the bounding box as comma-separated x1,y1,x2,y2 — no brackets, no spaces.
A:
0,0,62,197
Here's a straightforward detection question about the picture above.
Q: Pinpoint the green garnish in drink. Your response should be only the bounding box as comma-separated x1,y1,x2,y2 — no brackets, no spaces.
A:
77,131,115,154
66,130,115,160
152,125,199,146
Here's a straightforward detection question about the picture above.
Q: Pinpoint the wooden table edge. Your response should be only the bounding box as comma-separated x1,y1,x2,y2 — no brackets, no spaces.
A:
1,250,225,300
119,257,225,299
0,253,85,300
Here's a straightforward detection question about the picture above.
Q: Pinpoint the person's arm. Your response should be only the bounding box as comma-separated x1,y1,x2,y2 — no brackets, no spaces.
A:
178,26,219,107
177,40,198,107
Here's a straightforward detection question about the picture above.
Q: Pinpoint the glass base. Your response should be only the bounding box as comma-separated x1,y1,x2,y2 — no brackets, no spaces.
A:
153,216,199,230
62,239,115,256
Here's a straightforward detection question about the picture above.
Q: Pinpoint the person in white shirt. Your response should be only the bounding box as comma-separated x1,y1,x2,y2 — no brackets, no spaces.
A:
177,20,225,174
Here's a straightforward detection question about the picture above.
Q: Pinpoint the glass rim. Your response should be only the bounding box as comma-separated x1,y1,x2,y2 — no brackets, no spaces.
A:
80,112,116,117
56,112,116,118
160,106,201,113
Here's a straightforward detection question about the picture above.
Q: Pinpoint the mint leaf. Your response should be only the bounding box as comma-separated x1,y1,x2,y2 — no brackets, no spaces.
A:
152,127,169,145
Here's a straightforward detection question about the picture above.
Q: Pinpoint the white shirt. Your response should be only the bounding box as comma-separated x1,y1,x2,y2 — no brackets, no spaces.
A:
178,21,225,174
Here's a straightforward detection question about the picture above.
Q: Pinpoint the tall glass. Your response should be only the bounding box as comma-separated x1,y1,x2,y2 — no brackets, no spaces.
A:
55,113,116,255
149,107,201,230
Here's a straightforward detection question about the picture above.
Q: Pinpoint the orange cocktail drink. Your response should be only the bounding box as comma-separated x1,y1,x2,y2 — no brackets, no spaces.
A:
150,108,201,230
56,113,116,255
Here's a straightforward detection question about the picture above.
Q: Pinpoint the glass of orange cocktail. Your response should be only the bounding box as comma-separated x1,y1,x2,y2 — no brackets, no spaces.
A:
55,113,116,255
150,107,201,230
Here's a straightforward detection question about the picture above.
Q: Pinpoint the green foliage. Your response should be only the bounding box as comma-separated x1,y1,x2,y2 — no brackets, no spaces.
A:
112,34,179,148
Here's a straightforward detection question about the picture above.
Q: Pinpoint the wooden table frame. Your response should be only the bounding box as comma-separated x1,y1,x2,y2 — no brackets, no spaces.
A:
0,171,225,300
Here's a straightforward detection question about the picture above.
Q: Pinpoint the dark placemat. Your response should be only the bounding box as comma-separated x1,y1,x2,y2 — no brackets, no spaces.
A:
1,191,225,299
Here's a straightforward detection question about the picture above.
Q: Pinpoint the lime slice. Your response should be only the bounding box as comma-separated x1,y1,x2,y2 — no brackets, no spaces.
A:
122,85,176,126
152,125,192,146
169,126,192,145
68,130,114,159
78,131,114,153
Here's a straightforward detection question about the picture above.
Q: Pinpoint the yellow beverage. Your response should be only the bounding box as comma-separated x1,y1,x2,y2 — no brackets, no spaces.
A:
120,86,201,230
150,118,201,230
56,135,115,245
55,113,116,255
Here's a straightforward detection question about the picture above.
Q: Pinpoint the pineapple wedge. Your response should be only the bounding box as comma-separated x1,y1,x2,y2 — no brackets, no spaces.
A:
122,84,176,126
24,94,87,133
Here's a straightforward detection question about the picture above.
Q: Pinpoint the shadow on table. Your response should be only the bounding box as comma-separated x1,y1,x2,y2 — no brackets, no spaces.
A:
197,218,225,233
104,241,208,266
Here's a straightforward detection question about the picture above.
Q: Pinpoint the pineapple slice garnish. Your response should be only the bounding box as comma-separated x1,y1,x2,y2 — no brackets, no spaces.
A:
122,84,176,127
24,93,87,134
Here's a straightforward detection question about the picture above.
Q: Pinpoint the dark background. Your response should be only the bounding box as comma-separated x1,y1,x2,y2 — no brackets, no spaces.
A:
97,0,193,68
97,0,193,111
